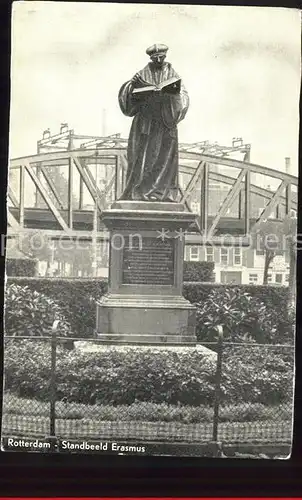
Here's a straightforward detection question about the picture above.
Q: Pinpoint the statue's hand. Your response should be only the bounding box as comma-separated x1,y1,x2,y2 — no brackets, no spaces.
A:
131,73,148,87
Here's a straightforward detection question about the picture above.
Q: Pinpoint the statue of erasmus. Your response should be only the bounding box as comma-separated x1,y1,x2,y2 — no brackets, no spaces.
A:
118,44,189,202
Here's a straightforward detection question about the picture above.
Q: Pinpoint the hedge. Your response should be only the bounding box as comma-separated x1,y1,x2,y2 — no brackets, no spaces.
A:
183,261,215,282
5,341,216,405
193,285,293,344
4,393,292,423
186,283,294,343
5,278,294,341
182,282,291,305
7,278,290,309
5,278,107,338
4,340,294,406
221,344,294,405
6,259,37,277
4,283,71,337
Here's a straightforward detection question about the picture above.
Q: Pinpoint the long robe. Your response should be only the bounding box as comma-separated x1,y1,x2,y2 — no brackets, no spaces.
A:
118,61,189,201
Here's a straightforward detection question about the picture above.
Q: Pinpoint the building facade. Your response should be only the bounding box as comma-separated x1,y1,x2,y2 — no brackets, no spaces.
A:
184,244,290,285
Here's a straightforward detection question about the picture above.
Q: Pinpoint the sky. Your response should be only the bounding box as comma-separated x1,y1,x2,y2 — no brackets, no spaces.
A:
9,2,301,177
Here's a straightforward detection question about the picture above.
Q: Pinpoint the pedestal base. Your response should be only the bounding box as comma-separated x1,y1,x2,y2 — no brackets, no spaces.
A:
96,201,197,345
96,294,197,345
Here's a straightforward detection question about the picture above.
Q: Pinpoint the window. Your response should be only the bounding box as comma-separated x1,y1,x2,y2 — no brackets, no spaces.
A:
206,246,214,262
256,248,265,255
275,273,283,284
249,273,258,284
234,247,242,266
189,246,199,261
220,248,229,265
191,202,200,213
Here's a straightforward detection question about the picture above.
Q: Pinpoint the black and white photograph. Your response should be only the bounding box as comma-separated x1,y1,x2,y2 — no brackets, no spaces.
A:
1,2,300,459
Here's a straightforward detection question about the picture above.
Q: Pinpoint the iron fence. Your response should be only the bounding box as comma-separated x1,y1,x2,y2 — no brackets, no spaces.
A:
1,325,295,456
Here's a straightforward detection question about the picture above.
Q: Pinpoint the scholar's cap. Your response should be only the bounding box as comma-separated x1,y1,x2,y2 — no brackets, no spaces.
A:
146,43,168,57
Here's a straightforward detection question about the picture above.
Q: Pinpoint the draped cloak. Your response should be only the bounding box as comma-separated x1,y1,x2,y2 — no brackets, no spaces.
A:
118,61,189,201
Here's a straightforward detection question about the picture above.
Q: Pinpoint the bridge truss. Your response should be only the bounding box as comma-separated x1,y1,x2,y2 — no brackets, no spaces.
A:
7,126,298,247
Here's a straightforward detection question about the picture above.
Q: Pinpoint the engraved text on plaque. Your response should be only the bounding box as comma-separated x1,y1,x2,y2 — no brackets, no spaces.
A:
122,237,175,285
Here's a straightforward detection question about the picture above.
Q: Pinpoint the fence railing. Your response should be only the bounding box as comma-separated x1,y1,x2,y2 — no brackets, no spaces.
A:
2,324,295,456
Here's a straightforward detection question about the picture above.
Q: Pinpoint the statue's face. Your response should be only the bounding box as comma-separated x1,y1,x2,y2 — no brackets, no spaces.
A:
150,54,166,67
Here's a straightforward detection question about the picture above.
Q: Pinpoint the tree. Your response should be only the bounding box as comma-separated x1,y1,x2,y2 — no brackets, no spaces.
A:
17,232,54,276
252,220,284,285
53,239,94,277
251,215,297,296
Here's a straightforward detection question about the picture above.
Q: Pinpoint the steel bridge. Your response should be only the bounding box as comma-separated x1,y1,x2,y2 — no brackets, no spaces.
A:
7,125,298,246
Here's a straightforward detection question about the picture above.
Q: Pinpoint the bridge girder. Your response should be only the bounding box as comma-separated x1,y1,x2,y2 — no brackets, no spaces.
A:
7,146,298,245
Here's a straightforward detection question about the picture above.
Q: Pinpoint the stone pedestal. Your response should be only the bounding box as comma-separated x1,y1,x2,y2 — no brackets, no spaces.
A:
96,201,197,345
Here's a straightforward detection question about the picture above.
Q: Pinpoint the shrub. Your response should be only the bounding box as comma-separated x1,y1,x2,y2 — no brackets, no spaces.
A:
4,342,216,405
5,278,294,341
6,258,37,277
221,345,294,405
4,283,71,337
194,286,279,343
6,278,108,338
55,347,217,406
183,282,290,307
4,341,294,407
183,283,295,343
4,340,68,398
183,283,294,344
183,261,215,282
3,393,292,423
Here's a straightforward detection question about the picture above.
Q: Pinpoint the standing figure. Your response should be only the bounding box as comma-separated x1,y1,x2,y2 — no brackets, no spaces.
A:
118,44,189,202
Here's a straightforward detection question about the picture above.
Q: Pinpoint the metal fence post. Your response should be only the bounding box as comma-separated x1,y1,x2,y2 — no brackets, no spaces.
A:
49,320,59,450
212,325,224,445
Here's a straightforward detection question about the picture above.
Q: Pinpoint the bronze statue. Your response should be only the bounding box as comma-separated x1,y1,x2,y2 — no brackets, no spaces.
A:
118,44,189,202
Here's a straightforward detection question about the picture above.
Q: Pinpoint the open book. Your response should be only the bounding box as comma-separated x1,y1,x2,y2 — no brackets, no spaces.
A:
132,77,181,96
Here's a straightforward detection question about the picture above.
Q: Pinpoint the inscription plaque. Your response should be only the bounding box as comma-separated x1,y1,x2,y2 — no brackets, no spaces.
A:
122,236,175,285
